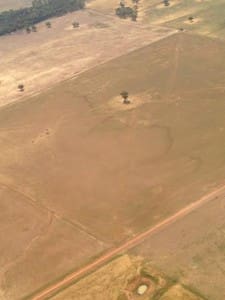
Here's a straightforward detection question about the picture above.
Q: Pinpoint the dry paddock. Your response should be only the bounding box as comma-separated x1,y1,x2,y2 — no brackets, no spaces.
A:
0,8,175,107
0,32,225,299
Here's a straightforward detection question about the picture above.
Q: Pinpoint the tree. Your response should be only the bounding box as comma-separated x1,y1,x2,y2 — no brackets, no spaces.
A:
115,5,134,19
120,91,130,104
0,0,86,36
45,21,51,28
188,16,194,22
163,0,170,6
18,84,24,92
26,27,31,34
72,21,80,28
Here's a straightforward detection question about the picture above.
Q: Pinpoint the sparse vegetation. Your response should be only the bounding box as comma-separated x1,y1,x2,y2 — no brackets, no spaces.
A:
1,20,225,299
115,0,138,21
18,84,24,92
45,21,52,28
120,90,130,104
72,21,80,28
116,5,134,19
0,0,86,36
163,0,170,7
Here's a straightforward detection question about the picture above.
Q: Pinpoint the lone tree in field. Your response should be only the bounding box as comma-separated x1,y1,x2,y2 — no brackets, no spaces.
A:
120,91,130,104
45,21,51,28
72,21,80,28
163,0,170,6
188,16,194,22
116,0,136,19
18,84,24,92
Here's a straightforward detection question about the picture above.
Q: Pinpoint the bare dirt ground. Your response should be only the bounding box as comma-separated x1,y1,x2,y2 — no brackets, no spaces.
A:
0,32,225,299
0,8,175,107
0,184,106,300
32,182,225,299
131,192,225,300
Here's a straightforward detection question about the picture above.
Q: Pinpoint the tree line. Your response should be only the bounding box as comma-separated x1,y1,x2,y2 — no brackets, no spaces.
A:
0,0,85,36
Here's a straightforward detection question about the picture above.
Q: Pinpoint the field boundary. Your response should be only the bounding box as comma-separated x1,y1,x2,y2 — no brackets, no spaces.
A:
0,21,177,114
30,183,225,300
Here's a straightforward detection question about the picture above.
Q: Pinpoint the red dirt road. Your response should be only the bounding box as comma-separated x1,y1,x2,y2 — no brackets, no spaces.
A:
32,183,225,300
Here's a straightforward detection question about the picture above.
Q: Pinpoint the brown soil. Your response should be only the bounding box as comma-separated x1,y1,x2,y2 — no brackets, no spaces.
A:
132,192,225,300
0,32,225,299
0,8,175,107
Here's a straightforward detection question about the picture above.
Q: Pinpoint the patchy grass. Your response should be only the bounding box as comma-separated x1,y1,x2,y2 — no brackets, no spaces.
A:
141,0,225,39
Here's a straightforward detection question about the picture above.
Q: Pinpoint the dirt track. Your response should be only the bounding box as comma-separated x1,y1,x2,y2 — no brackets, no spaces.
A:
32,183,225,299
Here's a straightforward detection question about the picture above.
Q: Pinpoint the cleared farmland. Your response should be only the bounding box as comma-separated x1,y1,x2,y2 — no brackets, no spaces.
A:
0,9,175,107
50,255,204,300
131,190,225,300
140,0,225,39
0,32,225,299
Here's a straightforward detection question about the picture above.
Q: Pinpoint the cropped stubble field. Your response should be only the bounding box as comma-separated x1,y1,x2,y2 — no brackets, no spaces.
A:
140,0,225,39
0,32,225,299
0,8,175,107
131,191,225,300
50,255,204,300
